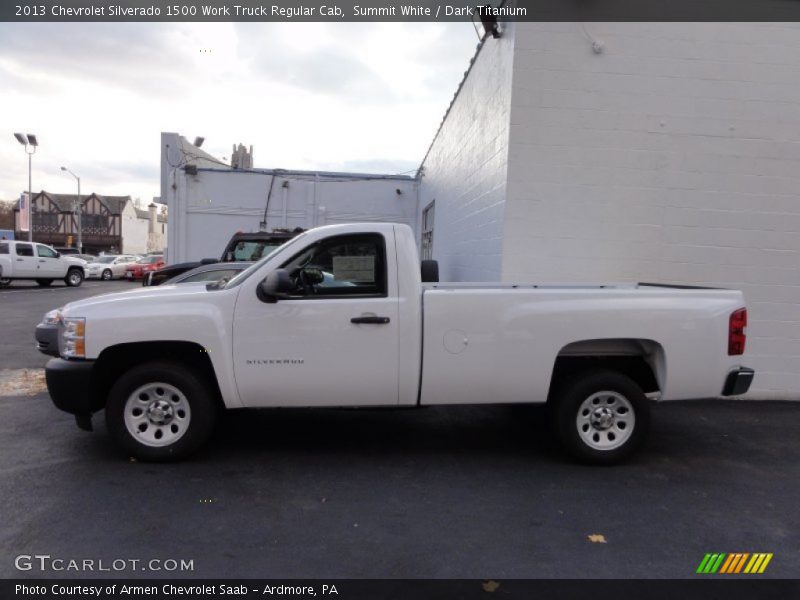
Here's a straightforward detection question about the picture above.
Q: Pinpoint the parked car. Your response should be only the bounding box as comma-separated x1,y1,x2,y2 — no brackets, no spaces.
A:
143,229,303,287
125,255,165,280
40,223,753,463
0,240,85,287
157,261,252,285
75,254,97,263
85,255,140,280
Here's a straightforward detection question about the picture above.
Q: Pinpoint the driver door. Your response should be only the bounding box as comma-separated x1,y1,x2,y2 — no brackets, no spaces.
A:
36,244,62,277
232,232,399,407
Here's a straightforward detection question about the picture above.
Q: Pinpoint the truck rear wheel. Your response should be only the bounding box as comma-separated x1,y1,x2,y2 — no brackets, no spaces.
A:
105,362,217,461
550,369,650,465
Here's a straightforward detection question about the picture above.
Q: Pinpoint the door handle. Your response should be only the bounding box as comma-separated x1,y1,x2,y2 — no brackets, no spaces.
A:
350,316,390,324
39,259,46,263
16,258,23,261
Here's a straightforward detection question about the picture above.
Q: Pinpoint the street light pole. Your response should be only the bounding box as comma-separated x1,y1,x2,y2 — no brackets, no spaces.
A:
13,133,38,242
61,166,82,253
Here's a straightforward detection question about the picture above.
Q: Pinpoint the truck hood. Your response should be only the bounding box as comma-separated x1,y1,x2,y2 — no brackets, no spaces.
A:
61,284,221,317
63,256,87,266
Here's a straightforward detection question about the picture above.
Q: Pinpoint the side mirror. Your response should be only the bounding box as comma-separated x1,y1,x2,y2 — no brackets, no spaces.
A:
257,268,293,303
302,267,324,286
54,252,61,258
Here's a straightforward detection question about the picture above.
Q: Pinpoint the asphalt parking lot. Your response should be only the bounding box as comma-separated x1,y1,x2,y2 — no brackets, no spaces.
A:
0,282,798,579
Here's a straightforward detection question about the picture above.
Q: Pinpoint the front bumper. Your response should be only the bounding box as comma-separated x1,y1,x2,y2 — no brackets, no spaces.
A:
722,367,755,396
45,358,96,431
35,323,59,357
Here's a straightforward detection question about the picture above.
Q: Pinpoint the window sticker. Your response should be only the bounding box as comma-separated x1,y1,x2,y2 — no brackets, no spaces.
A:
332,256,375,282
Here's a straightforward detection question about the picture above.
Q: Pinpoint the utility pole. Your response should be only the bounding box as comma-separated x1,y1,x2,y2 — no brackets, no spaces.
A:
13,133,38,242
61,167,82,252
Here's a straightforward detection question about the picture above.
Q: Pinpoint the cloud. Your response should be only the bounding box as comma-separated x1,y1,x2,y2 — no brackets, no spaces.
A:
0,23,201,97
0,22,478,204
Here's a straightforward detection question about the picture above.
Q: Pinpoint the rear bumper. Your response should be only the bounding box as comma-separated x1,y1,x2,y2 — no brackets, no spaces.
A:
45,358,96,430
722,367,755,396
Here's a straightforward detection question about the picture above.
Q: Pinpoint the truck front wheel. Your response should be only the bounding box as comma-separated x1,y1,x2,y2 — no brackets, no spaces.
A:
105,362,217,461
65,268,83,287
551,370,650,465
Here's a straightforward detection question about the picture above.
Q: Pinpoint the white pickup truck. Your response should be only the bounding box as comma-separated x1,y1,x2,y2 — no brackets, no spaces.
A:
0,240,85,287
42,223,753,463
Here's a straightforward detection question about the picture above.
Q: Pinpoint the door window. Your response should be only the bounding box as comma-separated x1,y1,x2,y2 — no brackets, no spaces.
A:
0,243,8,255
37,245,58,258
280,234,387,298
16,243,33,257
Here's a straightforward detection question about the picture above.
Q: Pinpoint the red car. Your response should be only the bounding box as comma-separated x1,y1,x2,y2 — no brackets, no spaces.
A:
124,255,165,280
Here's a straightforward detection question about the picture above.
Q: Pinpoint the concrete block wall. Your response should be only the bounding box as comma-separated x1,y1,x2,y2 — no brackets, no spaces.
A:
503,23,800,398
417,23,516,282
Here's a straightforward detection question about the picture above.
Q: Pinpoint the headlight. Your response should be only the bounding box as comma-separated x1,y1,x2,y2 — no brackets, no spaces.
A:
40,308,63,326
60,317,86,358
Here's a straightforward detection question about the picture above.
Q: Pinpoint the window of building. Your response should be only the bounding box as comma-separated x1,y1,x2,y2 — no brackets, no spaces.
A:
33,212,59,229
82,214,104,230
421,201,435,261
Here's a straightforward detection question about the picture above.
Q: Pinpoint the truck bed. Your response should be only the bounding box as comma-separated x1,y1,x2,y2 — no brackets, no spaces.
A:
419,283,745,405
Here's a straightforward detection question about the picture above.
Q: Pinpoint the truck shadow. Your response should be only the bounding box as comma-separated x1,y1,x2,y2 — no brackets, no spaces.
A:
208,404,558,460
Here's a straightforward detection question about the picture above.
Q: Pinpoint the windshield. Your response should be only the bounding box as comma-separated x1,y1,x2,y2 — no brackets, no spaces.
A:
95,256,116,264
139,256,162,264
222,233,308,289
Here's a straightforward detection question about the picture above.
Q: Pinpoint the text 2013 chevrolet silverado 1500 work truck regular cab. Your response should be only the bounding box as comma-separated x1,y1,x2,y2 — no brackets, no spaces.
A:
41,223,754,463
0,240,86,287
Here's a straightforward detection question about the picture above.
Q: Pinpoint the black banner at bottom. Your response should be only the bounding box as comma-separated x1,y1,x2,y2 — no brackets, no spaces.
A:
3,579,800,600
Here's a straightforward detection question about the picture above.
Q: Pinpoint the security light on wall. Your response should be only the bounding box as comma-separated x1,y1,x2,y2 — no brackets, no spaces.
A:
14,133,28,145
194,136,205,147
26,134,38,146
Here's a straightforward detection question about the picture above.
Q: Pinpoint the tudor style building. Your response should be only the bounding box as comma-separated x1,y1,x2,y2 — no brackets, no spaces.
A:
13,192,166,255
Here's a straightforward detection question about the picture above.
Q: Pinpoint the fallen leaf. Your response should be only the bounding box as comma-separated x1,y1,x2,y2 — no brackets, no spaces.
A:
587,534,607,543
482,580,500,593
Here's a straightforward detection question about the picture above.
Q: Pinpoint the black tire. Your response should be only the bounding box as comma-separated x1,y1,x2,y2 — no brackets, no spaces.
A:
105,361,218,461
36,279,54,287
101,269,113,281
0,278,10,288
550,369,650,465
65,268,84,287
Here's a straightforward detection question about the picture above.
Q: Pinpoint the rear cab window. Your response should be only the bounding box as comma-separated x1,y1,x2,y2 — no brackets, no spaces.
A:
15,243,34,257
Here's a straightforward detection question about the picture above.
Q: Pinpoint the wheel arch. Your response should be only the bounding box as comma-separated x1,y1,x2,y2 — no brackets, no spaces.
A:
89,341,223,412
548,338,665,400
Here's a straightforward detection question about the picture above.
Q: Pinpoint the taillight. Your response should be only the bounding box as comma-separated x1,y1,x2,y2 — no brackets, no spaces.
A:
728,308,747,355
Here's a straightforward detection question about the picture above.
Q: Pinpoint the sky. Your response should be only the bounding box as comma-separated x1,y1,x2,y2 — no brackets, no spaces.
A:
0,22,478,205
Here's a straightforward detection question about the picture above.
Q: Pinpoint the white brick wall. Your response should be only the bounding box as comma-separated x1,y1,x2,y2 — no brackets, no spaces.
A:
417,24,516,282
503,23,800,398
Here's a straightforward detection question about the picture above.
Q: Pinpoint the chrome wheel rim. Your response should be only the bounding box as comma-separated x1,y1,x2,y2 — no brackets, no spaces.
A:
102,270,111,280
68,272,81,285
124,382,191,447
576,391,634,451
